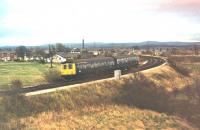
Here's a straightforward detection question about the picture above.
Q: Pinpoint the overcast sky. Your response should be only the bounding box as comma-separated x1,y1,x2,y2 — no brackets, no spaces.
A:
0,0,200,45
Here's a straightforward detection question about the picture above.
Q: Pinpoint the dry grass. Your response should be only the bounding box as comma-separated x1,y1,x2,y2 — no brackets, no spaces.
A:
15,105,194,130
142,65,192,91
0,64,199,129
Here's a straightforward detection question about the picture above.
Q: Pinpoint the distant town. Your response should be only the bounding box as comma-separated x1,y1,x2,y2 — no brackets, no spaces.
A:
0,41,200,63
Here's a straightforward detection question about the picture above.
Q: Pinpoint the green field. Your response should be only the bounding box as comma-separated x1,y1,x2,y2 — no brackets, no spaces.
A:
0,62,57,89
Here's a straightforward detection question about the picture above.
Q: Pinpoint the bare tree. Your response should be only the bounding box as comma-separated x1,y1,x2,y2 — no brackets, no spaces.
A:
193,44,199,55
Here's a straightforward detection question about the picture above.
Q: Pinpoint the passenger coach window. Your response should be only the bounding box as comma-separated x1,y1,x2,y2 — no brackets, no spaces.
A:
64,65,67,69
68,64,73,69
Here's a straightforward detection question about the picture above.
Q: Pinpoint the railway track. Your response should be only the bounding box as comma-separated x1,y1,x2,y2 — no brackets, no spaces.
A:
0,56,166,96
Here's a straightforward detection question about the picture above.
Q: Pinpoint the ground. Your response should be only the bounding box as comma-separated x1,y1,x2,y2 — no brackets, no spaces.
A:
0,64,198,130
17,105,193,130
0,62,57,89
181,63,200,73
0,57,199,129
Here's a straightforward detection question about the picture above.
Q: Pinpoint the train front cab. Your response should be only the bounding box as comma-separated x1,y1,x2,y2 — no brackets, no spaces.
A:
60,63,77,78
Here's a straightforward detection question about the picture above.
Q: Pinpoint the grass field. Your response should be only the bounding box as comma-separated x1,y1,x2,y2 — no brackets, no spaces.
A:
0,62,57,89
181,63,200,73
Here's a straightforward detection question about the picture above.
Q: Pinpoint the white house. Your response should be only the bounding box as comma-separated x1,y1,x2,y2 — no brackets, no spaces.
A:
71,48,81,54
52,54,66,63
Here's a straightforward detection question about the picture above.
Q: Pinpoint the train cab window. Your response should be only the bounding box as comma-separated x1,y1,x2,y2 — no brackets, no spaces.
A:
68,64,73,69
63,65,67,69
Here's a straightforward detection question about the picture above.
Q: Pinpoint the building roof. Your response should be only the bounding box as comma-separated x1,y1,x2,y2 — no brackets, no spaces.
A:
56,52,79,58
0,51,16,53
56,52,66,58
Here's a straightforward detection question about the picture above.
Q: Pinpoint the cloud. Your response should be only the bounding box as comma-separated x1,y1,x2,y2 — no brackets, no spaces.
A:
190,33,200,41
0,0,200,45
159,0,200,17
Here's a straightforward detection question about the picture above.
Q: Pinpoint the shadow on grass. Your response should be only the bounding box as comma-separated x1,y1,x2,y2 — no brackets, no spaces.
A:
115,74,200,128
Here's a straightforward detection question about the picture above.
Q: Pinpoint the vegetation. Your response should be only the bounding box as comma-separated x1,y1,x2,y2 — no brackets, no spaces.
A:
168,55,200,63
168,55,200,74
9,79,23,94
0,62,55,88
182,63,200,73
15,46,27,59
168,57,190,76
0,67,199,129
44,69,65,83
1,55,200,129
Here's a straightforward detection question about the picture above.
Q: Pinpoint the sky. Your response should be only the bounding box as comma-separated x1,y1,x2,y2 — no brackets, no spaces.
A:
0,0,200,46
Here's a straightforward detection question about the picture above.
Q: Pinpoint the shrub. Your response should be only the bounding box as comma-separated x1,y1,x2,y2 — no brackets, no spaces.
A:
44,69,65,83
10,79,23,94
115,74,170,112
168,58,190,76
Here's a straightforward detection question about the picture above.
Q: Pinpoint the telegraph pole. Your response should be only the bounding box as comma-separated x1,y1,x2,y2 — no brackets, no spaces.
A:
82,39,85,49
49,44,53,68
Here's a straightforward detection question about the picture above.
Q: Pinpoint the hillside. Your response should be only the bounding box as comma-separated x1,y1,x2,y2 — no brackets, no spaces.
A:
0,64,198,130
16,105,193,130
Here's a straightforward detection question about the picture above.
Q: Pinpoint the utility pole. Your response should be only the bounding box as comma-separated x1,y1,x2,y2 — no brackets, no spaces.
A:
82,39,85,49
49,44,53,68
193,44,199,55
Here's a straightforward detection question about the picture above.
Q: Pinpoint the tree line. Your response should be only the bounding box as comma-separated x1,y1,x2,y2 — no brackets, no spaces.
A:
14,43,71,60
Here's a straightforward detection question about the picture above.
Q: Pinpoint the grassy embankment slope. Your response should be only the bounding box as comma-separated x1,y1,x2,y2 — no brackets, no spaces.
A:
169,55,200,73
0,62,198,130
0,62,58,89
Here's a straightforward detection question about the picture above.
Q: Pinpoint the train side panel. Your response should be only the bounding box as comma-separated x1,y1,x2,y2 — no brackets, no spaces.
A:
60,56,139,77
76,59,115,75
116,56,139,70
60,63,76,76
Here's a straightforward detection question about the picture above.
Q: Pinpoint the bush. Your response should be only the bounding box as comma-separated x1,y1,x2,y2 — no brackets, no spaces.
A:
38,59,45,64
115,75,170,112
44,69,65,83
168,56,200,63
10,79,23,94
168,58,190,76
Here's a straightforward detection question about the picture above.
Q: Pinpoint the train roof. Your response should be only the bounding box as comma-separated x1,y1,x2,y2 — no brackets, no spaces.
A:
76,57,114,64
61,56,139,64
114,55,138,59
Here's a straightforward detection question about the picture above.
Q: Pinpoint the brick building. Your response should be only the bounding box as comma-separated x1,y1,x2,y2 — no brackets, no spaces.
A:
0,51,17,61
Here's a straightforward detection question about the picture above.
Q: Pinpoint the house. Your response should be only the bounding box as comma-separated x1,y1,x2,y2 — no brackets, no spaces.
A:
0,51,17,61
88,50,101,56
52,52,67,63
52,52,81,63
70,48,81,54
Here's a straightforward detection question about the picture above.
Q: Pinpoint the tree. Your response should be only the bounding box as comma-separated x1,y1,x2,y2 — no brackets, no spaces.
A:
132,46,140,50
33,48,46,59
65,47,71,53
15,46,27,59
55,43,65,52
193,44,199,55
51,45,56,55
26,48,33,57
171,48,178,55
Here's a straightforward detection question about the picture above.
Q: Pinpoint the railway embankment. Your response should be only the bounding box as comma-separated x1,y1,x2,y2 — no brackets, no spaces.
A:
23,56,166,96
0,63,199,129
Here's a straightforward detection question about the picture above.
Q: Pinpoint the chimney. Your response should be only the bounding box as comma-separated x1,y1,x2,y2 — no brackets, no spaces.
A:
82,39,84,49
